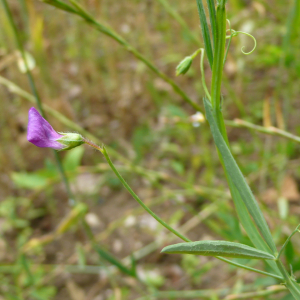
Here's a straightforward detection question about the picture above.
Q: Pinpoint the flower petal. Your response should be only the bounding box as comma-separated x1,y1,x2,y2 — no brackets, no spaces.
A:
27,107,64,150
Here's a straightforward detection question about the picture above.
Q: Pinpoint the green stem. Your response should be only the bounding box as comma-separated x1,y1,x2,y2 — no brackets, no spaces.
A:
277,224,300,259
138,286,286,300
276,260,300,299
222,286,287,300
225,119,300,144
217,256,283,280
84,138,192,242
97,145,191,243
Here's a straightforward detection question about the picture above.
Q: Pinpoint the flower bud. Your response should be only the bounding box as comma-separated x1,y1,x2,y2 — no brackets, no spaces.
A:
176,56,193,76
27,107,84,151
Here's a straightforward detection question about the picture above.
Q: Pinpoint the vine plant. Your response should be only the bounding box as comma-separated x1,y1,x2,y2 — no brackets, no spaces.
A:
6,0,300,297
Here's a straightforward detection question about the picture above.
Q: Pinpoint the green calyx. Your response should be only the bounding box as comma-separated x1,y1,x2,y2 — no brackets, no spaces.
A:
57,132,85,151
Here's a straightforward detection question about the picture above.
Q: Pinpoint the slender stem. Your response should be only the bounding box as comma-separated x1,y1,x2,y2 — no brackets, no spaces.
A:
191,48,202,59
86,142,191,243
223,285,287,300
276,260,300,299
216,257,283,280
138,285,286,300
277,224,300,259
225,119,300,144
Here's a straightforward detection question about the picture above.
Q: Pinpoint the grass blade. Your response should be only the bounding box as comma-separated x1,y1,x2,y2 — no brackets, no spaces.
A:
206,0,217,49
203,98,277,255
94,245,135,277
196,0,214,68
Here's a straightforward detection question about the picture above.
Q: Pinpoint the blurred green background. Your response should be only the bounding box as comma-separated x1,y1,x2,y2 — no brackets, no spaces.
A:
0,0,300,299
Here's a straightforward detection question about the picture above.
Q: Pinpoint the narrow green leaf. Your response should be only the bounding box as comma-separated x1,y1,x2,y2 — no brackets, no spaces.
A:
210,2,226,114
162,241,275,260
94,245,135,277
228,182,281,275
203,98,277,254
41,0,79,14
196,0,214,68
206,0,217,49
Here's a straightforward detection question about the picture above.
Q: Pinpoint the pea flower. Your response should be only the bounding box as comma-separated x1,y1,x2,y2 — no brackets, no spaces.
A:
27,107,84,151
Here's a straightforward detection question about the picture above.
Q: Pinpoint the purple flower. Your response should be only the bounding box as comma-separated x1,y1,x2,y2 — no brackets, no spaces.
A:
27,107,84,150
27,107,65,150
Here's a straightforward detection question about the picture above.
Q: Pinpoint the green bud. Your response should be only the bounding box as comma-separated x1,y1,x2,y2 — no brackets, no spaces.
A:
176,56,193,76
56,132,85,151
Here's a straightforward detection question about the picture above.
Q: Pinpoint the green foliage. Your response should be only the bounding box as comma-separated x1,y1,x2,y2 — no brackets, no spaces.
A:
1,0,300,298
162,240,275,259
204,98,277,255
196,0,213,68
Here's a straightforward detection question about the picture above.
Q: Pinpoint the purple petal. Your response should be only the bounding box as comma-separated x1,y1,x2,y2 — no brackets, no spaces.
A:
27,107,64,150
